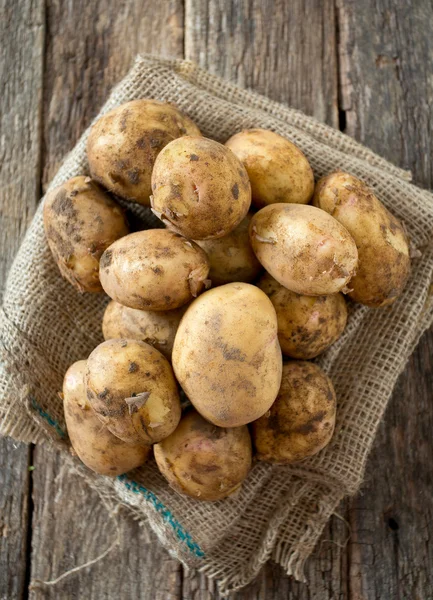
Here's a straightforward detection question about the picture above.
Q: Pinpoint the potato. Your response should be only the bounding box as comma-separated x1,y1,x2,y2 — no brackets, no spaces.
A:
154,409,252,501
150,136,251,240
313,172,411,307
194,214,262,285
86,339,181,445
225,129,314,209
63,360,149,476
250,204,358,296
99,229,210,311
87,99,200,206
102,300,186,360
251,361,336,463
172,282,282,427
43,176,129,292
258,273,347,359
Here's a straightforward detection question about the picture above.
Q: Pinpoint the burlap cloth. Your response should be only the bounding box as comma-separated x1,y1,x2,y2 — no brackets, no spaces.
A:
1,55,432,594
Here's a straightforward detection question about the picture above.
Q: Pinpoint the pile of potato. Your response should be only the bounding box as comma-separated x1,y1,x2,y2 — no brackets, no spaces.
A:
45,99,411,501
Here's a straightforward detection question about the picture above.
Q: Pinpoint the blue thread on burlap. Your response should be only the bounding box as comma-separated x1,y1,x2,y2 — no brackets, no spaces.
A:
117,474,205,558
28,398,204,559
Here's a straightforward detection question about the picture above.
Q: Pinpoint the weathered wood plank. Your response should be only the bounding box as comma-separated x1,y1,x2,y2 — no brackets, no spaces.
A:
337,1,433,597
0,0,45,597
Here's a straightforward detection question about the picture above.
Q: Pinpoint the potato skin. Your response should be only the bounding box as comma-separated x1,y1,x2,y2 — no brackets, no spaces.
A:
43,176,129,292
87,99,200,206
99,230,210,311
172,283,282,427
251,361,336,464
225,129,314,208
194,214,262,286
258,273,347,359
86,339,181,445
151,136,251,240
102,300,186,360
250,204,358,296
154,409,252,501
313,172,411,307
63,360,149,476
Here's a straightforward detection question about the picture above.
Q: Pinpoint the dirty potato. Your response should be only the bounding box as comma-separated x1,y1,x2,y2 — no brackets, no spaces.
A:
99,230,210,311
258,273,347,359
313,171,411,307
172,283,282,427
195,214,262,285
154,409,252,501
251,361,336,464
102,300,186,360
86,339,181,445
250,204,358,296
63,360,149,476
151,136,251,240
225,129,314,208
43,176,129,292
87,99,200,205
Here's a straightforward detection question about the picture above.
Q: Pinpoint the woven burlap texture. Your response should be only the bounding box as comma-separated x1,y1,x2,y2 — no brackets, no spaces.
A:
1,55,432,595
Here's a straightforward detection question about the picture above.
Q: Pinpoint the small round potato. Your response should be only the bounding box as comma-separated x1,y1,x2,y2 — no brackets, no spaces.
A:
313,171,411,307
172,283,282,427
63,360,150,476
87,99,201,205
225,129,314,208
250,204,358,296
86,339,181,445
258,273,347,359
102,300,186,360
43,176,129,292
251,361,337,464
194,214,262,285
151,136,251,240
99,230,210,311
154,409,252,501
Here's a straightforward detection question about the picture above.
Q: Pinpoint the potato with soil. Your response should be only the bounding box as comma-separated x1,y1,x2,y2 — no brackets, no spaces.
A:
43,176,129,292
313,171,411,307
99,229,210,311
251,361,336,463
63,360,150,476
151,136,251,240
172,282,282,427
154,409,252,501
258,273,347,359
102,300,186,360
87,99,200,205
195,214,262,285
86,339,181,445
250,204,358,296
225,129,314,208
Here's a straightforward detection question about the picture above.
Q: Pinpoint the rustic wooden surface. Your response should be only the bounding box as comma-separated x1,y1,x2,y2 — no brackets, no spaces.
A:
0,1,432,598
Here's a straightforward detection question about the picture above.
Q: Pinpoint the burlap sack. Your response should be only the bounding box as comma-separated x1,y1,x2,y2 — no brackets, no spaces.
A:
1,55,432,595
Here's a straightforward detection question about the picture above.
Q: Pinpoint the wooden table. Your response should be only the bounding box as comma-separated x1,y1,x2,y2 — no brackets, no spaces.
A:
1,2,432,598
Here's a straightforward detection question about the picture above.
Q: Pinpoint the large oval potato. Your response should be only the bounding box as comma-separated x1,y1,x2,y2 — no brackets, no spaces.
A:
225,129,314,208
43,176,129,292
172,282,282,427
102,300,186,360
313,172,411,307
194,214,262,285
151,136,251,240
99,230,210,311
258,273,347,359
250,204,358,295
251,361,336,463
87,99,200,205
154,409,252,501
86,339,181,445
63,360,149,476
